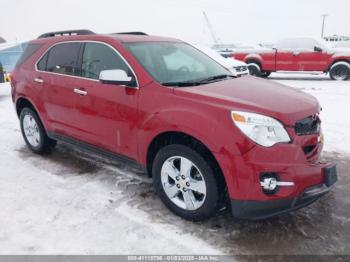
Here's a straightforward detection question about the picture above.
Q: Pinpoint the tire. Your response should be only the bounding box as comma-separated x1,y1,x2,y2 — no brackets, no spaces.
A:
247,62,262,77
152,144,219,221
260,72,271,78
20,107,56,154
329,62,350,81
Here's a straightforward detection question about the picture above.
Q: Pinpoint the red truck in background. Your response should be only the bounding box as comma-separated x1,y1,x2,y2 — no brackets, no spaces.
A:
232,37,350,80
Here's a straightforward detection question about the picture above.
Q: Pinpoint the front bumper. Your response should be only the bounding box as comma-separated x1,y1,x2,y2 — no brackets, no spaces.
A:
230,164,337,220
213,129,337,220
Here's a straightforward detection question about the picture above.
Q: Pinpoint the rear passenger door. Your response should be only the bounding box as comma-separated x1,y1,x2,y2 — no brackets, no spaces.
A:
36,42,82,136
73,42,139,159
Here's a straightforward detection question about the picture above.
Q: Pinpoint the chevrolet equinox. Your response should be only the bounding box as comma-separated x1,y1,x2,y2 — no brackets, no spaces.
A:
11,30,337,221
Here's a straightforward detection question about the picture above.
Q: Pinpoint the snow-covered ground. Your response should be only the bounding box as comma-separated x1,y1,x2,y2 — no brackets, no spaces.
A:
0,74,350,255
0,83,220,255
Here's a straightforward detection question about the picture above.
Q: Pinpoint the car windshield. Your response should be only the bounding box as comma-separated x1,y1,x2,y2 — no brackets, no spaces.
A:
124,42,232,86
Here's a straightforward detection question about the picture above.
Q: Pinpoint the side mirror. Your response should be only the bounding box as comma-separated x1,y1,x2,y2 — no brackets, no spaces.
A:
314,46,323,52
99,69,135,87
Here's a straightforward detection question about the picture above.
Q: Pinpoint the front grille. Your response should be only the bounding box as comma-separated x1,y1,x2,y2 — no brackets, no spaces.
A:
234,66,248,72
295,115,321,136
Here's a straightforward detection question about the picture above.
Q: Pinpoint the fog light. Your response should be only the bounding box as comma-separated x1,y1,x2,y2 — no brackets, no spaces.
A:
260,173,295,195
260,177,278,191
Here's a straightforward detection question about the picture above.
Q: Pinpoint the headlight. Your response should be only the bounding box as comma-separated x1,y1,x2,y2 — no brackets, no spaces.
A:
231,111,291,147
229,67,238,76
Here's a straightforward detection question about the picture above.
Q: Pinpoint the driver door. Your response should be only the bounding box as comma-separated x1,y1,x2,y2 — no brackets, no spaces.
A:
297,40,332,71
73,42,139,159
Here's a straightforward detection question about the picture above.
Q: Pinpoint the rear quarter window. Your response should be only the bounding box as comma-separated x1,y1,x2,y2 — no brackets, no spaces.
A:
37,52,48,71
16,43,41,67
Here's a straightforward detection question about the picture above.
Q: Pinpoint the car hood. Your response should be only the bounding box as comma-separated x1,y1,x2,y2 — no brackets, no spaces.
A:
174,76,320,126
218,58,247,69
228,58,247,67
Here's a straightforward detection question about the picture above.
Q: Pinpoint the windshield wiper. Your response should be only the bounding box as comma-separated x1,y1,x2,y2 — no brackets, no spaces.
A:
162,74,235,87
197,74,235,84
161,80,203,87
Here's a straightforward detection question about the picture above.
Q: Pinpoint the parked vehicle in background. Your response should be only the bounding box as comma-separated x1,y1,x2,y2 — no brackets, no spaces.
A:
233,37,350,80
193,44,249,76
211,44,237,58
4,72,11,82
213,43,271,58
0,61,4,83
11,30,337,221
0,42,27,82
324,35,350,44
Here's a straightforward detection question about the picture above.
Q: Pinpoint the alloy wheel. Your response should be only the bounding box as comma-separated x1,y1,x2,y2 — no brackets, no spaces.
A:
160,156,207,211
23,114,41,147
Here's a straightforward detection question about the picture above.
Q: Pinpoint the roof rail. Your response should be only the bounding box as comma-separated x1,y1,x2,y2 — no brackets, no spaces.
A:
38,29,95,39
114,32,148,36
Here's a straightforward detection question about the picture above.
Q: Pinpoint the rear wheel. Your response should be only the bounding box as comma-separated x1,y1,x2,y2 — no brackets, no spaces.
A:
152,144,219,221
20,108,56,154
329,62,350,81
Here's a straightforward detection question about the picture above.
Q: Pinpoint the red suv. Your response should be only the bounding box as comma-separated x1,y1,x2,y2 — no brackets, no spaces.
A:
11,30,337,221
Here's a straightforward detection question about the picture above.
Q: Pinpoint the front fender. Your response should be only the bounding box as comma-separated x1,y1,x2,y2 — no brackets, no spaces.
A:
329,55,350,68
137,107,250,167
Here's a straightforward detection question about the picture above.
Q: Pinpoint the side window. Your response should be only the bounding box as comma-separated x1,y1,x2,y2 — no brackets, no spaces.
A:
37,52,48,71
81,43,130,80
45,43,81,76
276,38,316,51
276,39,299,50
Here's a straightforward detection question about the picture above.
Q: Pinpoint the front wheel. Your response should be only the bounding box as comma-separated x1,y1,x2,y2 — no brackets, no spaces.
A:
329,62,350,81
247,63,262,77
152,144,219,221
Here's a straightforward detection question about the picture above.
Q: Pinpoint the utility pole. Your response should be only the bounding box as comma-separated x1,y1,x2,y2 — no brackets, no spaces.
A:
321,14,329,38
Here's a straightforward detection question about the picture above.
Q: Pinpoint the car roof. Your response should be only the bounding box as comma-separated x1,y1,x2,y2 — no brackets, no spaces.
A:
30,33,183,46
110,34,182,43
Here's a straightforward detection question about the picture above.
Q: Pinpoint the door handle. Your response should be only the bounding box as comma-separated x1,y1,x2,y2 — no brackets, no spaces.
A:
33,77,44,84
74,88,88,96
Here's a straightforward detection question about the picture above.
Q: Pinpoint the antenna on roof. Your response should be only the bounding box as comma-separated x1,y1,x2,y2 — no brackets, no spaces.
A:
38,29,95,39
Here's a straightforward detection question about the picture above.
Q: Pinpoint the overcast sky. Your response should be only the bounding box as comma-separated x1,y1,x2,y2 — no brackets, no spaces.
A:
1,0,349,45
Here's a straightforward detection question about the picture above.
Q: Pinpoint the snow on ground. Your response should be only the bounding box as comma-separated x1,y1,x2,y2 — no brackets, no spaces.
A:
0,75,349,255
0,83,220,255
